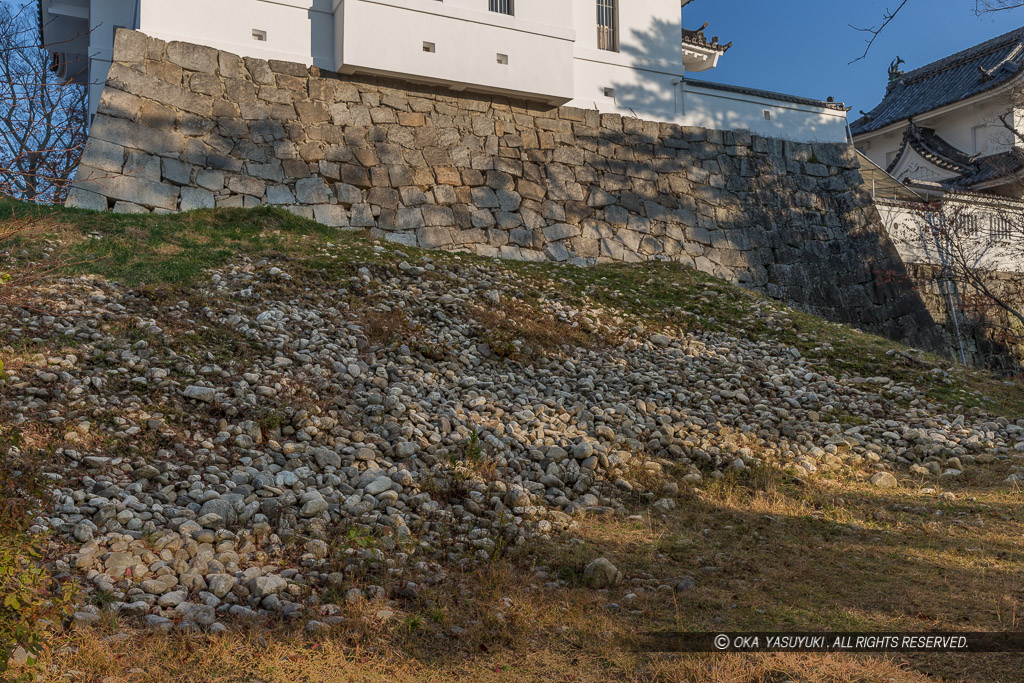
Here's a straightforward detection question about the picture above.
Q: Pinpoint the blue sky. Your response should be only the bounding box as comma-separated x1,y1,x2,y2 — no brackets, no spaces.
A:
686,0,1024,117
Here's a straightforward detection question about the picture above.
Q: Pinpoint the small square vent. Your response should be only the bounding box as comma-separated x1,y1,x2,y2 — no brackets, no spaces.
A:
252,29,267,42
423,42,436,53
603,87,615,98
497,53,509,65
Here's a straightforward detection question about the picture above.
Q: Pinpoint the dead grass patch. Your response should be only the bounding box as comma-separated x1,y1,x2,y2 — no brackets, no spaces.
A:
467,298,595,359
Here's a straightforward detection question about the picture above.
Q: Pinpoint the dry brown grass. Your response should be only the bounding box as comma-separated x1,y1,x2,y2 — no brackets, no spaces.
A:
360,307,413,348
33,461,1024,682
466,298,595,359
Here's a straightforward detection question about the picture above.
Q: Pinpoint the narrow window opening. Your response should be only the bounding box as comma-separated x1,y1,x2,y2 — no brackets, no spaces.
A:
496,53,509,65
763,110,772,120
489,0,514,15
252,29,267,42
603,87,615,99
597,0,618,52
423,42,436,53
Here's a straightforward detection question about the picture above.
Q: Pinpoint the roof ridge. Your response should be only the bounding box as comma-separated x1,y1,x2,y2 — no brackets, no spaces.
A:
897,25,1024,84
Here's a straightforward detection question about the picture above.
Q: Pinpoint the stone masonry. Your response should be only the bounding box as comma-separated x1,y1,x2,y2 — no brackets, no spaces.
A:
67,30,941,350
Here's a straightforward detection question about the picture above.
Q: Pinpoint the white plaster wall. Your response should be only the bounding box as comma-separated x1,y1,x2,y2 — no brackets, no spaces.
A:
85,0,137,118
682,85,849,143
137,0,334,68
336,0,575,103
878,198,1024,273
857,95,1020,171
569,0,685,120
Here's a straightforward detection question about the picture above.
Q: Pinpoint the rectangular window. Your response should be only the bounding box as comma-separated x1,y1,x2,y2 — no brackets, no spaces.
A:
489,0,513,15
990,215,1013,241
252,29,267,42
972,124,988,155
597,0,618,52
962,214,980,237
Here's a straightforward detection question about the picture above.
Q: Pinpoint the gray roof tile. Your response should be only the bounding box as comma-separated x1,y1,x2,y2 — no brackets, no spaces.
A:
851,26,1024,135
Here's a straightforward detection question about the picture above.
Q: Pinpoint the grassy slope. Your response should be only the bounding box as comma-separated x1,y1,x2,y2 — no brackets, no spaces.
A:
3,201,1023,682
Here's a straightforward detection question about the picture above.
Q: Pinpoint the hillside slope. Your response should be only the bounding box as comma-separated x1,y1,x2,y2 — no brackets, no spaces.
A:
2,204,1023,681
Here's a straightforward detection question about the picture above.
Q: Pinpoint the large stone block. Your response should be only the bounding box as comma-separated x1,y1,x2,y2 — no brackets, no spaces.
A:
166,41,219,74
79,139,126,174
314,205,349,227
180,187,215,211
65,187,108,211
77,173,179,211
295,177,330,204
106,63,212,117
112,29,148,64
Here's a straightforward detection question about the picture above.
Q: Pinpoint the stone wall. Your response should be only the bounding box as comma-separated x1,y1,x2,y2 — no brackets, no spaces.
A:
68,30,941,350
907,263,1023,374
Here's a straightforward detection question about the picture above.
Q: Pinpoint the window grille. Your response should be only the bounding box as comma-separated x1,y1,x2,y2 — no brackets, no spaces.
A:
489,0,513,15
597,0,618,51
961,214,980,236
990,215,1014,241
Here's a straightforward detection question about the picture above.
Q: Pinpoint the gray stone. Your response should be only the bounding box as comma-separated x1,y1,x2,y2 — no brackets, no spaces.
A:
80,139,126,174
870,472,898,489
249,575,288,598
183,385,216,402
162,158,193,185
66,187,108,211
166,41,219,74
77,172,179,211
157,590,187,607
364,476,394,495
295,177,331,204
314,204,349,227
267,185,297,205
583,557,622,589
180,187,215,211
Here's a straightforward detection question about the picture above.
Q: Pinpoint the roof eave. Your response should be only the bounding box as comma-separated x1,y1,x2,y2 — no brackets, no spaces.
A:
852,74,1024,140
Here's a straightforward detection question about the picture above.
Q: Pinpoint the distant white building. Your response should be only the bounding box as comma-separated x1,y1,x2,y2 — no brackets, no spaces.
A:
39,0,849,142
852,27,1024,198
853,27,1024,272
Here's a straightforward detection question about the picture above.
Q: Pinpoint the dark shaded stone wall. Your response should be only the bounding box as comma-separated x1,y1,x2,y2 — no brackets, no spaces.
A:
68,30,941,350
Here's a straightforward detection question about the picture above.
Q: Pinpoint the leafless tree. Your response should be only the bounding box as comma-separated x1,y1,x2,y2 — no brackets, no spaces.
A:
0,1,88,204
851,0,1024,63
893,199,1024,364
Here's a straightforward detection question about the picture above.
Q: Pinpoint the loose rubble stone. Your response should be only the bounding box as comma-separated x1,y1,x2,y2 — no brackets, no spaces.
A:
4,238,1017,629
583,558,622,589
870,472,899,489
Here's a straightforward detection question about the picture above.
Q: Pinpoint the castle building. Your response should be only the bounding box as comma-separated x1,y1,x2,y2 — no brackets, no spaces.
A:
852,27,1024,199
39,0,848,142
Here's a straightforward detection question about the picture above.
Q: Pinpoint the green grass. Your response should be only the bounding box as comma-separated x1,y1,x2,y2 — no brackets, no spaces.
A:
4,198,1023,418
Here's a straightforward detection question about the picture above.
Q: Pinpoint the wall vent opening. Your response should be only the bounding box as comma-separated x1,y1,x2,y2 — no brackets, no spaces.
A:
496,53,509,65
763,110,772,120
423,42,436,53
252,29,267,42
603,87,615,98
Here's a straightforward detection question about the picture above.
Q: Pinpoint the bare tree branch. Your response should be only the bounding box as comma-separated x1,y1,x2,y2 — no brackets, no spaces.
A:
853,0,1024,63
0,0,88,204
849,0,911,65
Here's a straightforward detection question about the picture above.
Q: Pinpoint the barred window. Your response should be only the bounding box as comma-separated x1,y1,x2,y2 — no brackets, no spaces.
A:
961,214,980,236
489,0,513,15
990,215,1014,242
597,0,618,52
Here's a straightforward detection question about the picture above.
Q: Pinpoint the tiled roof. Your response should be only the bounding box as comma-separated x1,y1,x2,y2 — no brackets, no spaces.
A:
890,122,1024,191
888,122,976,174
684,78,847,111
950,148,1024,189
851,26,1024,135
682,23,732,54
